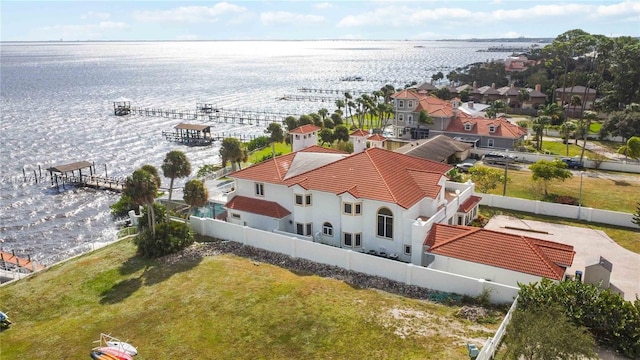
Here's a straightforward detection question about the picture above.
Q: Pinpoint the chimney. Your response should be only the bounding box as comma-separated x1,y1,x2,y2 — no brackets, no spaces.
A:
535,84,541,92
491,83,495,89
472,81,477,90
510,83,515,88
468,101,474,109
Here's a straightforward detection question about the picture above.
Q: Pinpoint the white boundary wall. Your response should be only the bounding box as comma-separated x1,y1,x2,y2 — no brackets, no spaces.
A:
190,217,520,304
478,193,636,228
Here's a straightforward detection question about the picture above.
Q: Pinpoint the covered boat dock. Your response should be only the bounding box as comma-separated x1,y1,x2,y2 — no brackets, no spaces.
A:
162,122,213,146
47,161,123,192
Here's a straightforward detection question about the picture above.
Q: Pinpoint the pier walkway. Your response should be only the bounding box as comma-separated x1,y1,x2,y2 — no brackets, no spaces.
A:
47,161,124,192
0,251,45,283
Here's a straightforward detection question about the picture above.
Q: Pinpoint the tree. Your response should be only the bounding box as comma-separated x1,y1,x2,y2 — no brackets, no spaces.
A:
504,304,597,360
431,71,444,82
298,114,314,126
538,103,564,125
220,137,247,170
162,150,191,202
559,121,577,156
532,115,551,151
569,94,582,117
333,125,350,143
417,110,433,138
485,100,507,119
580,111,598,161
318,128,334,146
600,110,640,140
529,159,572,195
468,166,505,193
124,168,159,236
617,136,640,160
317,108,329,126
330,111,343,126
140,164,161,188
183,179,208,217
516,88,530,108
265,122,284,143
434,87,451,100
283,116,298,132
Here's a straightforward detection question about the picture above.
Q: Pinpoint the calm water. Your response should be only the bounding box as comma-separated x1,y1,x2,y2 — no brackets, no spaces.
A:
0,40,521,264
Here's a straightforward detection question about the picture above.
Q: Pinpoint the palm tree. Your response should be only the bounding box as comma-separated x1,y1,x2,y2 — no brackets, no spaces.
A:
335,99,345,114
569,95,582,118
486,100,508,119
140,164,161,188
124,168,159,236
532,115,552,151
183,179,209,218
580,111,598,162
517,89,530,108
417,110,433,139
560,121,577,156
537,103,563,126
317,108,328,127
617,136,640,160
220,137,247,170
161,150,192,201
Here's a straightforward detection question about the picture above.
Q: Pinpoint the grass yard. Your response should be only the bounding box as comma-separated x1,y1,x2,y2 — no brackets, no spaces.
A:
540,140,591,157
479,166,640,214
0,240,501,359
247,141,292,164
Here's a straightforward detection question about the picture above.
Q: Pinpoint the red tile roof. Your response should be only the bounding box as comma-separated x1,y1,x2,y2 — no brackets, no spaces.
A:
415,96,454,118
299,145,347,154
458,195,482,213
225,195,291,218
367,134,386,141
350,129,370,137
425,224,575,280
232,147,452,209
391,89,426,100
446,117,526,139
289,124,321,134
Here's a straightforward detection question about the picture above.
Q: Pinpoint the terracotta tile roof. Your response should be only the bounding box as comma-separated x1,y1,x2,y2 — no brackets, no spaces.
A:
367,134,386,141
232,147,452,209
350,129,370,137
225,195,291,218
289,124,321,134
458,195,482,213
299,145,347,154
425,224,575,280
415,96,454,118
391,89,426,100
394,135,471,163
445,117,527,139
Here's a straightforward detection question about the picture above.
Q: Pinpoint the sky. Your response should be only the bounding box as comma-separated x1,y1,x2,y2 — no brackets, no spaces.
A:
1,1,639,42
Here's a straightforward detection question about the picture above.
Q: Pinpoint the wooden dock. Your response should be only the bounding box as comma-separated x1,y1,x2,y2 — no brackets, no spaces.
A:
277,94,342,102
46,161,124,192
297,88,371,96
0,251,44,273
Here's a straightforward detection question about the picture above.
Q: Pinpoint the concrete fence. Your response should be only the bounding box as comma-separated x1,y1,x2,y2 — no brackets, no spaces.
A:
189,217,520,304
478,193,636,228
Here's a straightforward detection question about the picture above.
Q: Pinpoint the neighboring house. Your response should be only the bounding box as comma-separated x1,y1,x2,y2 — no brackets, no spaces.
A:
394,134,472,163
458,101,490,117
504,55,536,73
526,84,547,109
555,86,597,111
424,224,575,286
391,89,527,149
224,130,480,264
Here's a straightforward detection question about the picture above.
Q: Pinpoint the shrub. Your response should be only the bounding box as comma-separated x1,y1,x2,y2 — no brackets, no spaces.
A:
246,136,271,152
134,220,194,258
110,194,137,218
196,164,222,178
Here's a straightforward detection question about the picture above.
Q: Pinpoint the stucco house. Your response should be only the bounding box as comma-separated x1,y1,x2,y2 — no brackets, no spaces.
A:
424,224,575,286
223,130,480,264
390,89,527,149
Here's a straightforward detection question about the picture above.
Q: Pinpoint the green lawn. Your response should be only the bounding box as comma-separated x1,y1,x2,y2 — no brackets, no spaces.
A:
540,140,591,157
247,142,292,164
0,240,500,360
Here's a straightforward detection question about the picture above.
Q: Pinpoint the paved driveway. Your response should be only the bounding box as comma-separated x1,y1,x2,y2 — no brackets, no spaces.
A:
485,215,640,301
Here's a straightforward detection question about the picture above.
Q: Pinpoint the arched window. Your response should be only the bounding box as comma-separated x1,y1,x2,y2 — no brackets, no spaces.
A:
322,222,333,237
377,207,393,239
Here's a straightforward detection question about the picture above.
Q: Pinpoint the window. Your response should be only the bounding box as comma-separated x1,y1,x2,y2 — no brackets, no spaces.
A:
408,115,413,124
489,125,496,133
377,207,393,239
295,193,312,206
408,101,413,108
255,183,264,196
231,213,241,219
343,232,362,248
322,222,333,236
296,222,312,236
343,202,362,215
464,123,472,131
343,202,352,214
306,223,312,236
296,223,304,235
305,194,312,206
295,194,303,205
295,134,300,140
458,216,463,225
488,139,495,147
398,100,404,108
404,245,411,255
398,114,404,122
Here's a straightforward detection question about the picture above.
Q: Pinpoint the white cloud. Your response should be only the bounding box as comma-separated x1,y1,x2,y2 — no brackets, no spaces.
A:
260,11,324,26
133,2,247,23
596,0,640,16
314,2,333,10
81,11,111,20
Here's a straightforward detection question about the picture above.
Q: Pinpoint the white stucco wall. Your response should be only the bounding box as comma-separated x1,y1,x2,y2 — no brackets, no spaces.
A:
427,253,545,287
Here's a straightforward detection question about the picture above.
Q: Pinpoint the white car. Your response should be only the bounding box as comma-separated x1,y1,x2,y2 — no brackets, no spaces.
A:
456,163,474,172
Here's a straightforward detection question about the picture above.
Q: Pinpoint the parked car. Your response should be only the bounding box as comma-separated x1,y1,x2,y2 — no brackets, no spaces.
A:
482,152,515,165
456,163,475,172
561,158,584,169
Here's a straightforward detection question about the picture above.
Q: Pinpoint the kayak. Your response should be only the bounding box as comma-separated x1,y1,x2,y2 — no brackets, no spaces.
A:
96,347,134,360
90,350,120,360
106,340,138,356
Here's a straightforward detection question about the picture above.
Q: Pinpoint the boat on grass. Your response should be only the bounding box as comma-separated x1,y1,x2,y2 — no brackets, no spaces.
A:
93,333,138,358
